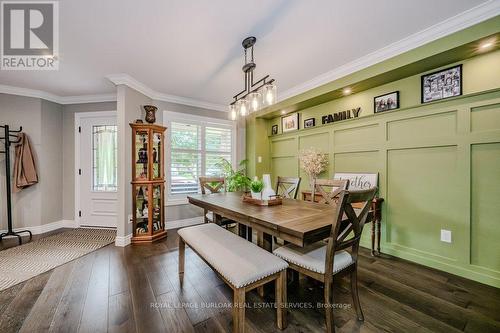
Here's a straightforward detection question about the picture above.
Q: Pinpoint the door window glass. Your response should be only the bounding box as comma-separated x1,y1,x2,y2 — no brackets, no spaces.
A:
93,125,118,192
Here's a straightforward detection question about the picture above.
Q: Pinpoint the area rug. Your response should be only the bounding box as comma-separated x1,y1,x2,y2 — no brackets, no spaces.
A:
0,228,115,291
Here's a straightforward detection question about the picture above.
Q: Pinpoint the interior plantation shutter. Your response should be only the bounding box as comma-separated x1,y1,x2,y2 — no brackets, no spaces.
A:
205,126,232,177
168,120,233,197
170,122,201,195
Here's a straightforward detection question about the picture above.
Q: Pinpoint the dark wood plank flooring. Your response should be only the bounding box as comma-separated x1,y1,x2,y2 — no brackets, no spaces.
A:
0,229,499,333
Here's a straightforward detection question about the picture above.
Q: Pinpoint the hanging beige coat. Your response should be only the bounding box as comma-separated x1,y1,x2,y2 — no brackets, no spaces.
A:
13,133,38,192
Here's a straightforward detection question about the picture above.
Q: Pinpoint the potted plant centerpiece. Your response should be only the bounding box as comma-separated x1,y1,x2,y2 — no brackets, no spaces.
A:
250,177,264,199
298,147,329,189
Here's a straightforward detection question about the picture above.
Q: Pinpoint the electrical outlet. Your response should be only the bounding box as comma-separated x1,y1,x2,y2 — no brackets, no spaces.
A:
440,229,452,243
257,156,262,163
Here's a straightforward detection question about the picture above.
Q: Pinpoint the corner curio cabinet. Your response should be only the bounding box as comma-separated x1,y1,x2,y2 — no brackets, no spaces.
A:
130,123,167,244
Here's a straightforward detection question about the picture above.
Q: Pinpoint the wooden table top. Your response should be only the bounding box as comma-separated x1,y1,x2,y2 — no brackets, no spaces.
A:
188,192,366,247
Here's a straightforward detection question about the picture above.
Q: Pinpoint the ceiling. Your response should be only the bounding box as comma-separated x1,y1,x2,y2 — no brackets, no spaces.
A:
0,0,494,108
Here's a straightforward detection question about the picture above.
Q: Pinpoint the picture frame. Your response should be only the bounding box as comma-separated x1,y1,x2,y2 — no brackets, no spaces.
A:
281,113,299,133
374,91,399,113
271,124,278,135
304,118,315,128
421,64,462,103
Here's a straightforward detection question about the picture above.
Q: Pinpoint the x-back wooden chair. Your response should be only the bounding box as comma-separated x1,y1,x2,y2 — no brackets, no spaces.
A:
200,176,226,196
274,187,378,333
199,177,233,228
310,178,349,205
276,176,301,199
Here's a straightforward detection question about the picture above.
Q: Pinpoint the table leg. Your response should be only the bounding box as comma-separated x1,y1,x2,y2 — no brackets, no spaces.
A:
371,220,375,256
238,224,247,239
256,231,273,298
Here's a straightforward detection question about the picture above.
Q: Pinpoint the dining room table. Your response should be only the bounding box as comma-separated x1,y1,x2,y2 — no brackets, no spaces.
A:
187,192,378,253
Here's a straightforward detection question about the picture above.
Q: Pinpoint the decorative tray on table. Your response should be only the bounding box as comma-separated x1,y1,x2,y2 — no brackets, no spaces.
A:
241,194,283,206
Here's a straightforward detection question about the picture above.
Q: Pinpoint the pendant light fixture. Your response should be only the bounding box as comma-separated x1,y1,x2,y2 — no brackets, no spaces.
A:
228,36,277,120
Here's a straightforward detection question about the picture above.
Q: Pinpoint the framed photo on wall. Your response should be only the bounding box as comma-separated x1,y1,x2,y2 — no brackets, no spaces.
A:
374,91,399,113
281,113,299,133
271,124,278,135
421,64,462,103
304,118,315,128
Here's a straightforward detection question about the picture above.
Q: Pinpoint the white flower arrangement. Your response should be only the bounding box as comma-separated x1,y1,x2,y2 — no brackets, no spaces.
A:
298,147,329,186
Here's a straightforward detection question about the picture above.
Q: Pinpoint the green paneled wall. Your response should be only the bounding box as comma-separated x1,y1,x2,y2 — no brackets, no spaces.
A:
387,146,462,261
246,49,500,287
471,143,500,272
265,92,500,288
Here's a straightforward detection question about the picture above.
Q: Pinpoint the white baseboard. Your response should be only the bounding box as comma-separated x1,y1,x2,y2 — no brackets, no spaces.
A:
0,219,76,235
115,234,132,247
166,216,204,230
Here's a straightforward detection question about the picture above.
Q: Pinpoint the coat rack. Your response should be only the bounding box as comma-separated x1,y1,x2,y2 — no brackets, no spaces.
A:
0,124,32,245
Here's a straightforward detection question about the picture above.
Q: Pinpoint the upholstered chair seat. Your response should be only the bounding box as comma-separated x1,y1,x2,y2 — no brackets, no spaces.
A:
274,242,354,275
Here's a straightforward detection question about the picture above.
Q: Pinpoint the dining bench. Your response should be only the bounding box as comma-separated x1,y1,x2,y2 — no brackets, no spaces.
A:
178,223,288,333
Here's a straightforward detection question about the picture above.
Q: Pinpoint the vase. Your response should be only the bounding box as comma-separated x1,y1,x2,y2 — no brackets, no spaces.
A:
144,105,157,123
251,191,262,200
261,174,276,200
309,175,316,191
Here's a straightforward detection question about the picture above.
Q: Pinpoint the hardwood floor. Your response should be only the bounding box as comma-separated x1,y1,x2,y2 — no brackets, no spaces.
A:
0,229,499,333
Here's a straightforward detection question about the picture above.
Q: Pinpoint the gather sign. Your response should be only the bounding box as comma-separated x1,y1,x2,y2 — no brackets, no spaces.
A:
322,107,361,124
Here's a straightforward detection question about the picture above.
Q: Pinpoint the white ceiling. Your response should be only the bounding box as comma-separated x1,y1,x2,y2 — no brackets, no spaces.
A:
0,0,496,108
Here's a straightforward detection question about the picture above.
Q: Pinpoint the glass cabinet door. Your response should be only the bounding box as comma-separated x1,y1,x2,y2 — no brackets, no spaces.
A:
134,184,150,235
134,129,149,180
152,131,162,179
152,184,163,233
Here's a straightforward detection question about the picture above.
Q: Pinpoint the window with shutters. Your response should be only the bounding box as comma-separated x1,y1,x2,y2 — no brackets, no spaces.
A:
165,112,235,203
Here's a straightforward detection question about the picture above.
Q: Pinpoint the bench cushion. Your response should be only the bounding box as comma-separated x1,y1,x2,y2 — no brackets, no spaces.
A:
273,241,353,274
178,223,288,288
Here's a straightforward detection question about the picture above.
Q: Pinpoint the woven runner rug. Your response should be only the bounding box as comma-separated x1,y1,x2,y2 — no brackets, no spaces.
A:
0,228,116,291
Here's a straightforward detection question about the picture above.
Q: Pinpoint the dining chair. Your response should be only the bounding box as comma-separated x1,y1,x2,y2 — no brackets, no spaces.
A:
199,176,233,228
275,176,301,199
273,187,378,333
309,178,349,205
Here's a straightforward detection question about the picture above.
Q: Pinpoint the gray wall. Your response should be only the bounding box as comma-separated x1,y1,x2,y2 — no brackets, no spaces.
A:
0,93,63,230
0,90,233,235
116,85,152,238
61,102,117,220
153,100,227,121
40,100,63,225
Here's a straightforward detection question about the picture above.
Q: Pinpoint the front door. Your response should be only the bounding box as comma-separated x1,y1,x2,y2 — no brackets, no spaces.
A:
78,113,118,228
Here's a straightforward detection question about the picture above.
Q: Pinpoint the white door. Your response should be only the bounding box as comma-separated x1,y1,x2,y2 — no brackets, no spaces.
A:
77,113,118,228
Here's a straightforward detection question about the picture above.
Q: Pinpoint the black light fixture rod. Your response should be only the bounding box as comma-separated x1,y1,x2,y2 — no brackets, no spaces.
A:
230,36,275,106
251,75,270,88
231,77,275,104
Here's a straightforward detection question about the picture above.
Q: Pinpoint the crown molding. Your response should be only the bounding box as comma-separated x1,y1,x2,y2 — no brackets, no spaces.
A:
58,93,116,104
0,84,60,103
0,84,116,104
2,1,497,110
106,73,227,112
279,0,500,101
